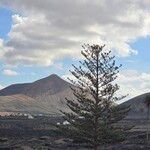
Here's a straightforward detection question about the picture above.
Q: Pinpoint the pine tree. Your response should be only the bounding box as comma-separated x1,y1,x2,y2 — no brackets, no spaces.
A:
57,44,130,149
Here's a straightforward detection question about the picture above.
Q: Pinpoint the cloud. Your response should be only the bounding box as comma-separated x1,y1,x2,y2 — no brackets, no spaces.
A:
2,69,19,76
0,0,150,66
117,70,150,99
0,39,5,58
62,74,77,83
0,84,4,90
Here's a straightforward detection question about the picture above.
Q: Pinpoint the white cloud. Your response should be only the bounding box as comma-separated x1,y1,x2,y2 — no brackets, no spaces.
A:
2,69,19,76
0,84,4,90
0,39,5,58
117,70,150,99
0,0,150,66
62,74,76,82
12,14,27,25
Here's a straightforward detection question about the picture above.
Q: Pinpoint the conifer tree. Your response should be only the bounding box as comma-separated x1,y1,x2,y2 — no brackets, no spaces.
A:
57,44,130,149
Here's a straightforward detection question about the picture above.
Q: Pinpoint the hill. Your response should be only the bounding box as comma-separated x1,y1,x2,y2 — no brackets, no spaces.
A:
0,74,74,115
0,74,149,118
0,94,51,115
0,74,71,97
121,92,150,119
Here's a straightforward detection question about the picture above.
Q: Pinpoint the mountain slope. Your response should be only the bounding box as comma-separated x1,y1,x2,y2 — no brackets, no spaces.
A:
1,74,149,117
0,74,71,98
121,92,150,119
0,74,74,115
0,94,52,114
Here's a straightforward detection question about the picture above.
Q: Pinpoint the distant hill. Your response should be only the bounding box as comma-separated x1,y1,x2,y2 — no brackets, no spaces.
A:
121,92,150,119
0,74,71,97
0,94,51,114
0,74,149,118
0,74,74,115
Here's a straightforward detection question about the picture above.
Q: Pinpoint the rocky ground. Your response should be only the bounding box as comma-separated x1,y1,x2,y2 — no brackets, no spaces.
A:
1,133,150,150
0,118,150,150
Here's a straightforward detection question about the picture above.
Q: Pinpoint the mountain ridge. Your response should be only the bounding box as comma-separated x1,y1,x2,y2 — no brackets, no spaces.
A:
0,74,72,97
0,74,74,115
121,92,150,119
0,74,149,118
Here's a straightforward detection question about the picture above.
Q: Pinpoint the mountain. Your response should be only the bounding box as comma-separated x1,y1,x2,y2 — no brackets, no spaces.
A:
121,92,150,119
0,74,74,115
0,74,71,97
0,94,51,114
0,74,149,118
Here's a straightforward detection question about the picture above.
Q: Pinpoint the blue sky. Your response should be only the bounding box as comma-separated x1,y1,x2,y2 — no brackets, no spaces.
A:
0,7,12,39
0,0,149,98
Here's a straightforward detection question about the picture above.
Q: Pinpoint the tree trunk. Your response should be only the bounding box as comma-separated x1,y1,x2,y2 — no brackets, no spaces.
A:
93,51,99,150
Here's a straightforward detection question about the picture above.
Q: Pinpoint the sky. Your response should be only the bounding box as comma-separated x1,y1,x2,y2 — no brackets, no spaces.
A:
0,0,149,99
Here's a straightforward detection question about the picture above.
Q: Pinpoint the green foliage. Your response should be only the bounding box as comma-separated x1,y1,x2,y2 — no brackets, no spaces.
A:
57,44,131,149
